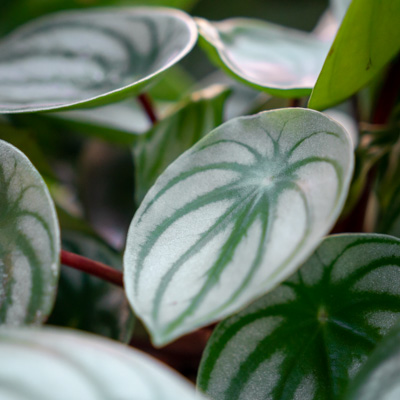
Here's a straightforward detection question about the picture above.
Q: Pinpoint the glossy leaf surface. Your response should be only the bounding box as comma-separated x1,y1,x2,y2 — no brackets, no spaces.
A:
0,327,200,400
0,140,60,325
124,108,354,345
133,85,230,203
309,0,400,110
0,7,197,113
48,231,134,342
198,234,400,400
345,321,400,400
196,17,331,97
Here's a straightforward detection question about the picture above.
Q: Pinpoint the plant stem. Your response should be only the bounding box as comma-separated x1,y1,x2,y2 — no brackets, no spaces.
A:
60,250,124,287
138,93,158,125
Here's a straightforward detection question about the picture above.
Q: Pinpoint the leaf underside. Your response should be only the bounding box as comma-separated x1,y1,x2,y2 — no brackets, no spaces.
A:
0,139,60,325
0,7,197,113
124,108,354,346
198,234,400,400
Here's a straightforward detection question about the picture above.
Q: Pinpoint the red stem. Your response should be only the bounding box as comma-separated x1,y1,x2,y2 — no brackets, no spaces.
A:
60,250,124,287
138,93,158,125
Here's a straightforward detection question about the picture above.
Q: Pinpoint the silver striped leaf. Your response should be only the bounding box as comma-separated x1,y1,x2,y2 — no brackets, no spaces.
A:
48,231,135,342
198,234,400,400
0,326,201,400
0,140,60,325
0,7,197,113
133,84,231,203
345,321,400,400
124,108,354,346
196,17,331,98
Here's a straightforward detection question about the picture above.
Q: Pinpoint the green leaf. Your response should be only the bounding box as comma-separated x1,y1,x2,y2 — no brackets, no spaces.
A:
133,84,231,203
196,17,331,98
345,321,400,400
0,326,201,399
0,7,197,113
124,108,354,346
198,233,400,400
309,0,400,110
0,140,60,325
48,231,134,342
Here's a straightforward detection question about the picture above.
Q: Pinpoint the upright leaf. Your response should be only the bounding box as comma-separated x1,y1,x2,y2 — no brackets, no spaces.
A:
133,85,230,203
198,234,400,400
309,0,400,110
48,231,134,342
196,17,331,97
0,140,60,325
0,327,201,400
124,108,354,345
0,7,197,113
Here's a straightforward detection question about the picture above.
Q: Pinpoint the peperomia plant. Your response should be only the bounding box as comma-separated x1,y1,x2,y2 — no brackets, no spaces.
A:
0,0,400,399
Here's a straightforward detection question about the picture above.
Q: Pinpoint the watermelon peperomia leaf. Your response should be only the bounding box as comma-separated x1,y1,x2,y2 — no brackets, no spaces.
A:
0,326,201,400
124,108,354,346
0,7,197,113
0,139,60,325
198,234,400,400
196,17,331,98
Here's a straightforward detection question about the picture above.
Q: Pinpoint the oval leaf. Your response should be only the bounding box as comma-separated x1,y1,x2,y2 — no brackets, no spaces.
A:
198,234,400,400
0,326,200,400
345,321,400,400
196,17,331,97
0,139,60,324
124,108,354,346
309,0,400,110
0,7,198,113
48,231,134,342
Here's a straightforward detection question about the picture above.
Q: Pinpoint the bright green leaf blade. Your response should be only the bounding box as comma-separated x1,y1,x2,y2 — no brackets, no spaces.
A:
345,321,400,400
196,17,331,98
48,231,134,342
133,84,230,203
0,7,197,113
0,140,60,325
309,0,400,110
198,233,400,400
124,108,354,346
0,326,201,399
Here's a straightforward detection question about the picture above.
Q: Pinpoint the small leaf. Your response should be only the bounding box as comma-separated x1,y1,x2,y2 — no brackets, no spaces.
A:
133,84,231,203
48,231,135,342
0,7,197,113
196,17,331,97
0,139,60,325
198,234,400,400
345,321,400,400
309,0,400,110
124,108,354,346
0,326,201,400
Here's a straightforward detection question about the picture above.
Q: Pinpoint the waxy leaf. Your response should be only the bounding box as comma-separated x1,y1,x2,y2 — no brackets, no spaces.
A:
309,0,400,110
124,108,354,345
0,7,198,113
0,140,60,325
134,85,230,203
49,231,134,342
0,327,200,400
196,17,331,97
345,321,400,400
198,234,400,400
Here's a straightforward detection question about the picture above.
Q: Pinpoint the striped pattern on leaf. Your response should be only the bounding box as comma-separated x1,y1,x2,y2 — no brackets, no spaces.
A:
0,140,60,325
124,108,354,346
198,234,400,400
49,231,134,342
0,7,197,113
196,17,331,97
0,327,201,400
133,84,230,203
